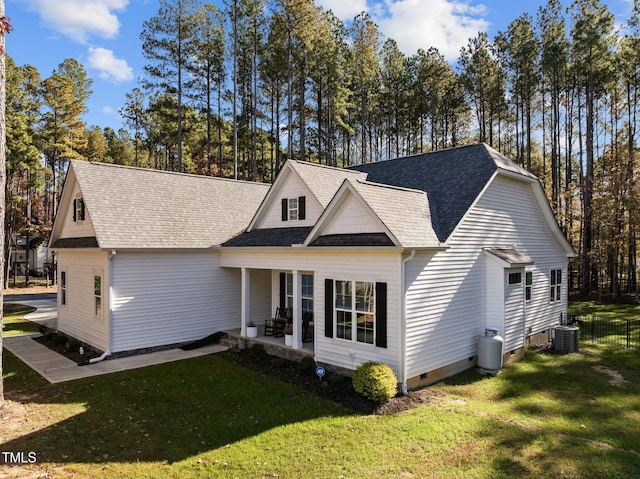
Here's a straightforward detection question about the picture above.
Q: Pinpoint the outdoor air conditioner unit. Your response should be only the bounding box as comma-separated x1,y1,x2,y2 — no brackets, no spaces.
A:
551,325,580,353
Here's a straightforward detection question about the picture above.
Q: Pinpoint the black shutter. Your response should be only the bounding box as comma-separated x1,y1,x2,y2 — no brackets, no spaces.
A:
79,199,85,220
73,199,77,221
324,278,333,338
375,282,387,348
281,198,288,221
298,196,306,220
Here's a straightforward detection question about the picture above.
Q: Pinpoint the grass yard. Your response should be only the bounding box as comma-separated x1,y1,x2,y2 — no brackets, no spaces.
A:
1,304,640,478
1,304,39,337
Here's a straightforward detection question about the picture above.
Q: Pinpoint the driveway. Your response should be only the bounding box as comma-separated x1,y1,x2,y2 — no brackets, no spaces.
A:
4,293,57,329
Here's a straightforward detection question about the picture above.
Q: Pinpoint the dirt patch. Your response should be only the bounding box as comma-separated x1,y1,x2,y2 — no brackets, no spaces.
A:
218,346,439,415
4,285,57,296
591,365,630,388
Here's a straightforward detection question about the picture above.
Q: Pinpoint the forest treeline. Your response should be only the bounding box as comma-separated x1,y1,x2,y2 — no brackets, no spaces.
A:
6,0,640,299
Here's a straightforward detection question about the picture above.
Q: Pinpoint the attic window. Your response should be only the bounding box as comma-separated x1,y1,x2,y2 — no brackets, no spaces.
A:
73,197,85,222
281,196,306,222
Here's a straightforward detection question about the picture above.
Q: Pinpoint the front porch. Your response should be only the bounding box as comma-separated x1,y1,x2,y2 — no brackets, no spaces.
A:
225,326,314,361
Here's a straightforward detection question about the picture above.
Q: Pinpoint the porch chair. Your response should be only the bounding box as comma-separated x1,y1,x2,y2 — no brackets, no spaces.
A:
264,313,275,336
302,312,313,343
273,307,287,337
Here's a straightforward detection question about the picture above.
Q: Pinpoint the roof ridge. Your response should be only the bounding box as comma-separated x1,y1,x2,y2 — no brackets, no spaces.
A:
353,178,428,196
346,143,483,168
74,160,270,187
288,159,367,176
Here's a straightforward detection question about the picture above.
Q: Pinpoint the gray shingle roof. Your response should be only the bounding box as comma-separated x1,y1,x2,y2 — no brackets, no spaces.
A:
349,180,440,247
287,160,368,208
223,227,312,247
350,143,536,242
69,161,270,249
309,233,394,247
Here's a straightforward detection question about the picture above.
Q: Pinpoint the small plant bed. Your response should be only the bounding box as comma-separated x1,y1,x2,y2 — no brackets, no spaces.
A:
218,345,442,415
33,329,101,364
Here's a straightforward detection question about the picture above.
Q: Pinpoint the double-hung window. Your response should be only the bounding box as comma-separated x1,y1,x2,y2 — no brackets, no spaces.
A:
335,280,375,344
550,269,562,302
74,197,85,222
525,272,533,301
94,274,103,319
60,271,67,306
281,196,306,222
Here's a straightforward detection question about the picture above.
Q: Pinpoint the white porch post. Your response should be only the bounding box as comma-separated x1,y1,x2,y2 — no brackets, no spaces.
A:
292,270,302,349
241,267,250,336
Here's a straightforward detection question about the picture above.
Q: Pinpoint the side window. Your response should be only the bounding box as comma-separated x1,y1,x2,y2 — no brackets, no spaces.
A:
281,196,306,221
94,274,103,319
73,197,85,222
525,272,532,301
550,269,562,302
60,271,67,306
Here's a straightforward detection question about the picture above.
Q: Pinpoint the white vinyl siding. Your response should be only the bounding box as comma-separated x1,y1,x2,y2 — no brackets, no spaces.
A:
322,193,384,235
56,250,110,351
259,172,321,228
110,252,240,352
59,183,96,240
223,247,401,375
404,174,569,379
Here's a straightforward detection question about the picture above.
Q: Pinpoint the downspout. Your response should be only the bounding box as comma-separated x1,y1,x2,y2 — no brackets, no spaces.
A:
88,249,116,364
400,249,416,395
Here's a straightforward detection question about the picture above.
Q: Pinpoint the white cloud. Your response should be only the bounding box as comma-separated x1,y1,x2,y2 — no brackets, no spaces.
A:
373,0,489,61
318,0,489,62
316,0,368,21
88,46,133,83
24,0,128,43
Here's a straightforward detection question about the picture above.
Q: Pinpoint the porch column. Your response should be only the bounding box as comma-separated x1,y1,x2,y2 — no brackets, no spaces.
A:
292,270,302,349
241,267,250,336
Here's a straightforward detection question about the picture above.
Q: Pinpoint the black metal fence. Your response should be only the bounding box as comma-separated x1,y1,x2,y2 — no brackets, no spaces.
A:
567,314,640,350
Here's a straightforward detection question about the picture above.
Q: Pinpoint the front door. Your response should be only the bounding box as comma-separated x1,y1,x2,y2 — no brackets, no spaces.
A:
504,268,525,352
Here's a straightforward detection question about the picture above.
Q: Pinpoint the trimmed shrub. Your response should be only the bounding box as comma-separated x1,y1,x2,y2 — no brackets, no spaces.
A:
298,356,317,375
67,339,82,352
352,361,398,402
52,333,69,346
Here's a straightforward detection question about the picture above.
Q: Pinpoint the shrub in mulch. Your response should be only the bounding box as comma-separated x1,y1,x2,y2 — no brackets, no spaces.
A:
33,330,101,364
217,345,441,415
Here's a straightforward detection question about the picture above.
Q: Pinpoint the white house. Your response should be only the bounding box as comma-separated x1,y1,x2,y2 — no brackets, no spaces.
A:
49,161,270,355
219,143,576,389
51,144,575,390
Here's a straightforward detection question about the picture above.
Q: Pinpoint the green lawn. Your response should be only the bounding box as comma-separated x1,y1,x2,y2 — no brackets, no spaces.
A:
1,304,39,336
2,302,640,478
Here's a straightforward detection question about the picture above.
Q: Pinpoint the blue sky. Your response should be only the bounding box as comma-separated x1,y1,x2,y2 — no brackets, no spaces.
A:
5,0,635,131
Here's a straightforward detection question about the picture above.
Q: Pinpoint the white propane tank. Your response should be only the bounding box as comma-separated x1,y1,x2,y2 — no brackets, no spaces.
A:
478,328,504,376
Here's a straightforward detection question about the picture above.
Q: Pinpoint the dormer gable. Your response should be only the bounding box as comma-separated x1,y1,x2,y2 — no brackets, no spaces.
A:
248,160,367,231
49,165,97,248
305,179,441,249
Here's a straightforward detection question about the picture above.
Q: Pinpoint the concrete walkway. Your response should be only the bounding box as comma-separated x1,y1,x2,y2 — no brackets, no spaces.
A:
4,335,228,384
3,294,229,384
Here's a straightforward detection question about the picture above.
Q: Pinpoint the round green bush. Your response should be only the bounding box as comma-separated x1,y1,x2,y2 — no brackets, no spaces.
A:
352,361,398,402
52,333,68,346
298,356,317,375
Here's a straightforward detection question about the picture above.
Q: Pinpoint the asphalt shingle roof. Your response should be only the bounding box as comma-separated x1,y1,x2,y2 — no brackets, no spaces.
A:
287,160,368,208
223,227,312,247
350,143,535,242
69,161,270,249
348,180,440,247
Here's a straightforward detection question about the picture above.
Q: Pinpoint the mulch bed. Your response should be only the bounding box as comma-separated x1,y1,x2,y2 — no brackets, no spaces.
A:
217,345,441,415
33,333,101,364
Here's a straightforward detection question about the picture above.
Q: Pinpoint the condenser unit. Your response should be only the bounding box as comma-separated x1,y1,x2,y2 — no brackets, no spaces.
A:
551,325,580,353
